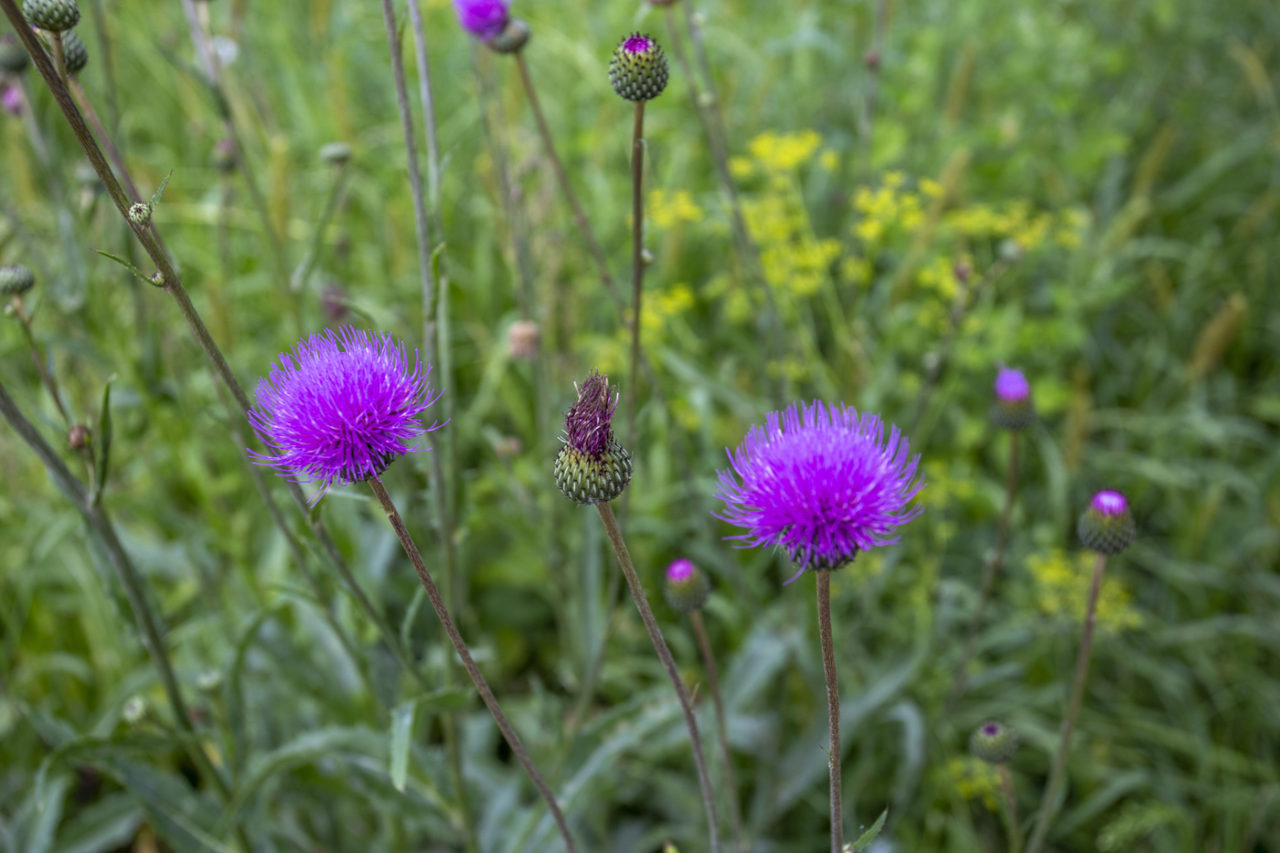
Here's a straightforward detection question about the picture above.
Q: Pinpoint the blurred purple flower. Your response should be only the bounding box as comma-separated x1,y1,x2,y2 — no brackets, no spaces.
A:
713,401,924,583
1,82,23,117
248,326,443,502
994,366,1029,402
453,0,509,41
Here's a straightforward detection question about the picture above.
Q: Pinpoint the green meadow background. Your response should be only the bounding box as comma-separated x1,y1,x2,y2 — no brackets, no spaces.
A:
2,0,1277,850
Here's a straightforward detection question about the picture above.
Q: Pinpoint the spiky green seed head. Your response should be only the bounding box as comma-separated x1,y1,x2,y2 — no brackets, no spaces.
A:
61,30,87,75
488,18,530,54
970,720,1019,765
319,141,351,166
128,202,152,226
1078,490,1136,554
23,0,80,32
0,35,30,74
609,33,668,102
0,264,36,297
663,559,711,613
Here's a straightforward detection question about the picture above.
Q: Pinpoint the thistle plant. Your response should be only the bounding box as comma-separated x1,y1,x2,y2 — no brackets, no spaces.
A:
1026,490,1136,853
609,32,668,455
248,327,578,852
556,371,721,852
952,366,1035,700
664,558,748,852
970,720,1021,853
714,401,924,852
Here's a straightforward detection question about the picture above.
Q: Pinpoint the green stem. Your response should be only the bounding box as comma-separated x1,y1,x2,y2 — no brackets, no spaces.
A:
594,502,722,853
368,478,578,853
999,763,1021,853
626,100,646,465
817,572,843,853
1025,552,1108,853
690,609,748,852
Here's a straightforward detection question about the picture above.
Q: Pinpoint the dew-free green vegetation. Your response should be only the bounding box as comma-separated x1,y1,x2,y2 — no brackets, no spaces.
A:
2,0,1278,850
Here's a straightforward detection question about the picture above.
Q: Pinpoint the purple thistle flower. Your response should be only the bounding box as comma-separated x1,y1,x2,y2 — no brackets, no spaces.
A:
1090,490,1127,516
553,371,632,505
994,367,1029,403
564,371,617,458
713,401,924,583
992,365,1035,430
247,326,443,502
666,558,696,585
1,82,23,117
452,0,509,41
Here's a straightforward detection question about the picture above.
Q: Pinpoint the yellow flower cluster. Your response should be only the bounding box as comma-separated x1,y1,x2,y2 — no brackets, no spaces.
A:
1028,550,1143,631
852,181,926,243
731,129,824,176
743,192,840,299
648,189,703,230
640,284,695,335
944,201,1088,253
943,756,1001,810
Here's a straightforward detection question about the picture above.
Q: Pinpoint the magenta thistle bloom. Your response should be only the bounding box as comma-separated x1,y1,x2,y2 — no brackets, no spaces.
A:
994,367,1029,402
992,365,1035,430
1,82,23,117
608,32,669,101
247,326,442,502
714,401,924,582
452,0,509,41
1078,489,1136,554
664,558,710,613
553,371,632,505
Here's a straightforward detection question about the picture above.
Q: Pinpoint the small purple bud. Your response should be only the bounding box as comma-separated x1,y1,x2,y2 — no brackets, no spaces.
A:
452,0,509,42
664,559,710,613
994,367,1029,403
991,366,1035,430
970,720,1019,765
1078,489,1136,554
1,82,23,117
1091,490,1127,516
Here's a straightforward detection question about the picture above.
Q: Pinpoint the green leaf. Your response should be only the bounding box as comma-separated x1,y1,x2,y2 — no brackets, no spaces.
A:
92,251,154,286
389,700,416,793
149,171,173,208
91,376,114,506
846,808,888,852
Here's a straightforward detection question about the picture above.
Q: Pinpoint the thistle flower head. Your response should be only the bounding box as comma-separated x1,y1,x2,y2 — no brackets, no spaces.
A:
247,326,442,503
664,558,711,613
0,264,36,297
452,0,509,41
59,29,87,75
970,720,1019,765
1078,489,1136,554
991,365,1035,430
0,34,30,74
23,0,79,32
0,82,23,117
554,371,632,505
714,401,924,583
609,32,668,101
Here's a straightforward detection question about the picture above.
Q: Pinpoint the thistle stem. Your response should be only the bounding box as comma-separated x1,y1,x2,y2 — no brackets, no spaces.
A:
9,296,72,428
0,382,251,851
816,571,844,853
594,502,722,853
1025,552,1108,853
690,609,748,852
999,763,1021,853
368,478,578,853
513,51,625,314
626,100,646,461
950,429,1021,702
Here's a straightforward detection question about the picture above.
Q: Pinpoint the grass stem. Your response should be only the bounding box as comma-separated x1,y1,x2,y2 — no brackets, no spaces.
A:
690,609,748,852
816,571,844,852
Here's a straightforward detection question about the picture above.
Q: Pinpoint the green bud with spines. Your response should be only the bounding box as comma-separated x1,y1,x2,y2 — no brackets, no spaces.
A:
128,202,152,226
554,371,632,505
488,18,530,54
0,264,36,297
970,720,1019,765
609,33,668,102
663,559,710,613
1077,490,1136,555
61,29,87,75
319,141,352,167
23,0,80,32
0,35,29,74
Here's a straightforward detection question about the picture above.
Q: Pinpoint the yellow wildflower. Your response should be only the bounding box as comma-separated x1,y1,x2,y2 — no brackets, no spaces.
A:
649,189,703,229
1028,549,1143,631
944,756,1001,810
747,130,823,172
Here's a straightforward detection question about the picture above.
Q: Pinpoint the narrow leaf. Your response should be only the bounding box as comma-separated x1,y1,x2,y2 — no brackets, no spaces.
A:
91,376,115,505
847,808,888,852
389,700,417,793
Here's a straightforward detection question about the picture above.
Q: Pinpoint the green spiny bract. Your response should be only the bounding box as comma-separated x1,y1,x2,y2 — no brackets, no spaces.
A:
609,32,668,102
0,264,36,297
61,29,87,75
554,440,632,505
23,0,80,32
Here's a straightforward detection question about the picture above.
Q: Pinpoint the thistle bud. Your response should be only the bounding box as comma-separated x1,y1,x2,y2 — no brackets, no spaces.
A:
505,320,539,360
554,371,632,505
319,141,352,167
61,29,87,74
212,137,236,173
128,202,152,226
67,424,91,450
0,264,36,297
991,366,1035,430
23,0,80,32
609,33,668,102
489,18,530,54
1077,490,1136,554
0,35,29,74
969,720,1019,765
663,558,710,613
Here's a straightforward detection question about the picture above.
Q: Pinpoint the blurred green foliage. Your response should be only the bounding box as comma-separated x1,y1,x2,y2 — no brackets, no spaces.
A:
1,0,1277,850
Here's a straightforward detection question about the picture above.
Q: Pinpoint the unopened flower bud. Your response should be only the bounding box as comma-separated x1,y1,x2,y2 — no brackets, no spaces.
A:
663,559,710,613
0,264,36,297
67,424,91,450
1077,490,1136,554
506,320,539,360
0,35,29,74
122,696,146,724
489,18,530,54
212,138,236,173
970,720,1019,765
863,49,881,71
23,0,80,32
61,29,87,74
128,202,152,226
321,283,348,324
609,33,668,102
554,371,632,505
319,141,351,167
991,366,1035,430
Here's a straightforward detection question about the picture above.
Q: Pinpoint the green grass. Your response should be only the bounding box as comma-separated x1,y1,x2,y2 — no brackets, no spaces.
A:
2,0,1278,850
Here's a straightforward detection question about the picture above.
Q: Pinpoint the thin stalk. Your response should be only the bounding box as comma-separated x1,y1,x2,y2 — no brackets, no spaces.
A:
949,429,1021,702
861,0,890,171
999,763,1021,853
595,502,722,853
626,100,646,459
47,31,67,83
383,4,475,849
367,478,579,853
9,296,72,427
290,163,348,295
513,51,625,313
1025,552,1109,853
816,572,843,852
690,609,747,852
0,0,428,706
0,382,251,851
